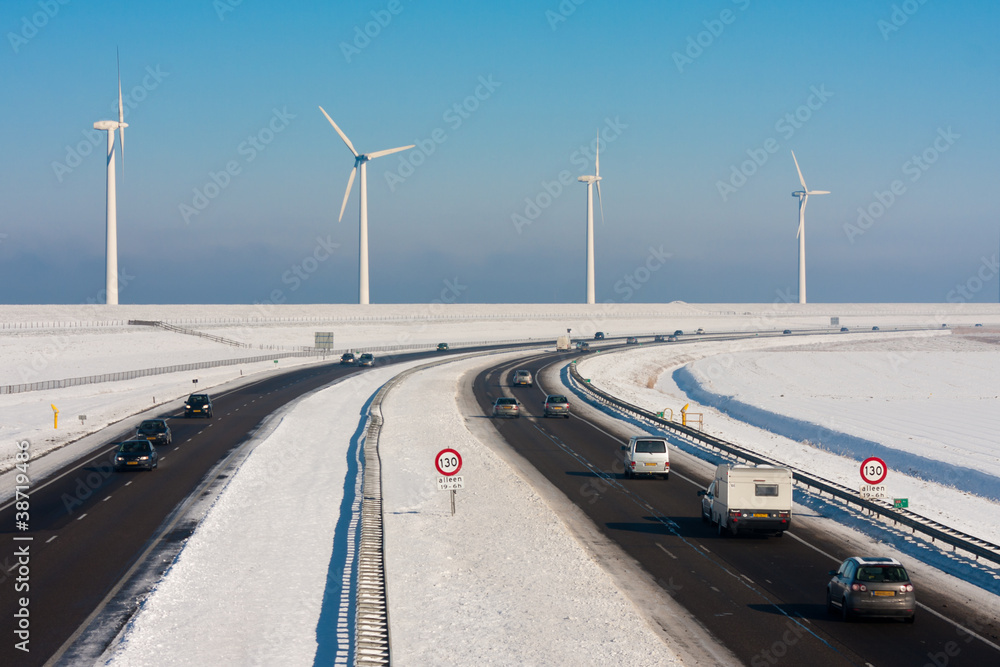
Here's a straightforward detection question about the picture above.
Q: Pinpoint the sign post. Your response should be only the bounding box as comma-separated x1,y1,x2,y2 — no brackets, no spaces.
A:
435,448,464,516
859,456,888,503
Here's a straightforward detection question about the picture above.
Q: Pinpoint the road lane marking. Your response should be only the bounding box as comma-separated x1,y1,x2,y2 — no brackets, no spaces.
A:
77,513,87,521
46,536,57,544
656,543,678,559
102,496,112,502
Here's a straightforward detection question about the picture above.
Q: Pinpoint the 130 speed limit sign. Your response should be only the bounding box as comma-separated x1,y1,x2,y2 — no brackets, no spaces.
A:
860,456,888,485
436,449,463,476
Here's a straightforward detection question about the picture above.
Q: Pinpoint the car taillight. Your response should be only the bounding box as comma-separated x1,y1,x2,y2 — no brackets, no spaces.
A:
902,584,913,592
851,583,867,592
629,461,635,468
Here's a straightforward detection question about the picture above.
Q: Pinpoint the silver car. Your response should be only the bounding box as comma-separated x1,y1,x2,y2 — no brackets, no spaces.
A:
827,556,915,623
512,370,533,387
543,394,570,418
492,397,520,418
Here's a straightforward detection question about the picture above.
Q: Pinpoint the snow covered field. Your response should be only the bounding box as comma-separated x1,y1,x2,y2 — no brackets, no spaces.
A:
2,303,999,665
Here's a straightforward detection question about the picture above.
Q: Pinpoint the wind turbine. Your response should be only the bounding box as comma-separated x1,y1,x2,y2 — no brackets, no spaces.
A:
790,150,829,304
578,132,604,304
318,107,413,305
93,52,127,305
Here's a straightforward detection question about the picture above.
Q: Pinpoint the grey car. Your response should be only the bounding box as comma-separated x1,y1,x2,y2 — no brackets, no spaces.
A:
358,353,375,367
136,418,171,447
492,397,520,418
543,394,570,418
827,556,915,623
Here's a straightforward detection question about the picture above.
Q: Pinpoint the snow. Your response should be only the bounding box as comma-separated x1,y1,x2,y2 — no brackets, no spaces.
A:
1,303,999,665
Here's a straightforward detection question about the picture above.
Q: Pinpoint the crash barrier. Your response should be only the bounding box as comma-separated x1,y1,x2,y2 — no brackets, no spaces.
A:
568,361,1000,566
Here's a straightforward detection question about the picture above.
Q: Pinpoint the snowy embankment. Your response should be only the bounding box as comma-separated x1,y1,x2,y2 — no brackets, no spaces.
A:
576,329,1000,571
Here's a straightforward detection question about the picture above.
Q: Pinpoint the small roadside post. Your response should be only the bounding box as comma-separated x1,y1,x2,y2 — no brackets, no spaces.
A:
435,448,464,516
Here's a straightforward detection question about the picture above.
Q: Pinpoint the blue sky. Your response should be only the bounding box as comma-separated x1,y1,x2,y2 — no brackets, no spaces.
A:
1,0,998,305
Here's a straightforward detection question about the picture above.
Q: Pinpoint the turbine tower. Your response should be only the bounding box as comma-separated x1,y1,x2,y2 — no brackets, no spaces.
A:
94,53,127,305
790,150,829,304
319,107,413,305
577,132,604,304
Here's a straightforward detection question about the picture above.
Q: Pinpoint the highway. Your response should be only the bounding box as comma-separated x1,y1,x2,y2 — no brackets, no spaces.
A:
471,344,1000,666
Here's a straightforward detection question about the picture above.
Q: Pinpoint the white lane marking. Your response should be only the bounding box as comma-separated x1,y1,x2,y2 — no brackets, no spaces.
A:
656,543,678,560
46,536,57,544
125,481,132,487
174,447,180,451
102,496,112,502
741,574,755,584
77,514,87,521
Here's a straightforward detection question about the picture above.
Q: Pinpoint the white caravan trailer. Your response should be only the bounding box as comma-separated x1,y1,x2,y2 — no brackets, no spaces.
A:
699,464,792,536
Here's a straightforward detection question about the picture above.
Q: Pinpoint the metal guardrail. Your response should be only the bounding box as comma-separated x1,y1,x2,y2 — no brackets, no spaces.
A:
129,320,252,347
568,360,1000,566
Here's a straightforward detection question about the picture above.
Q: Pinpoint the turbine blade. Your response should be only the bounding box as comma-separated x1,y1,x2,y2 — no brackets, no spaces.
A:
338,166,356,222
796,196,808,238
117,49,125,176
808,190,831,195
367,144,415,160
319,106,359,157
595,130,600,178
791,150,807,190
596,180,605,226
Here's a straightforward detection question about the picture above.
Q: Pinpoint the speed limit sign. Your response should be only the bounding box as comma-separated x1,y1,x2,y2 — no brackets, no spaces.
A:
860,457,888,485
436,448,462,476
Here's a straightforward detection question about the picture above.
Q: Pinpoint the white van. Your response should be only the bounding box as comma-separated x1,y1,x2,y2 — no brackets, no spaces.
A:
622,436,669,479
699,464,792,536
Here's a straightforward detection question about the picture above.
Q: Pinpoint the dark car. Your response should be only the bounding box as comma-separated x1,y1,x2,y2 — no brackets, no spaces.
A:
673,330,683,336
184,393,213,419
872,326,880,331
653,335,666,342
543,394,570,418
358,353,375,367
626,336,639,345
783,329,792,334
437,343,449,351
136,418,171,446
114,439,159,471
827,557,915,623
840,327,849,332
340,352,356,365
594,332,605,340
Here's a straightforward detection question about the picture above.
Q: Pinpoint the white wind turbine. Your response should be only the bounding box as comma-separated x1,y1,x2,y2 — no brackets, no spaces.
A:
790,150,829,304
578,132,604,304
93,52,127,305
319,107,413,305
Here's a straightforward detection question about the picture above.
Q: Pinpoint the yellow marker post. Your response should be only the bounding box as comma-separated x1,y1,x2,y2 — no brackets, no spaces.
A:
51,404,59,429
681,403,689,426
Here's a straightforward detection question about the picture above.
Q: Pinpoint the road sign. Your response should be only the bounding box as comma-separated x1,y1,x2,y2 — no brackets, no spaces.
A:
860,485,887,500
860,456,888,485
894,498,909,509
435,448,462,476
437,475,465,491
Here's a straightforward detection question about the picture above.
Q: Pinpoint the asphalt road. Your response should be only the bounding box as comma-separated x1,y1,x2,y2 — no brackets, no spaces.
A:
472,346,1000,667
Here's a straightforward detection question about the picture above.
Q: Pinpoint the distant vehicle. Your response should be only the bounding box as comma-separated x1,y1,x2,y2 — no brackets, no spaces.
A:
114,439,159,471
783,329,792,334
699,464,792,536
626,336,639,345
437,343,449,351
512,370,533,387
492,396,520,418
673,330,683,336
357,353,375,367
556,335,571,350
667,335,677,342
975,323,983,327
579,341,590,351
622,436,670,479
827,556,915,623
653,335,666,342
542,394,570,418
594,332,605,340
872,326,880,331
840,327,849,332
184,393,213,419
136,419,171,447
340,352,356,365
941,323,948,328
696,328,705,334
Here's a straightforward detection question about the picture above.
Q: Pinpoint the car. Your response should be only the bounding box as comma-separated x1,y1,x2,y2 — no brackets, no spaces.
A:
340,352,356,365
114,439,159,471
872,326,880,331
975,323,983,327
594,332,605,340
626,336,639,345
696,328,705,334
492,397,520,418
543,394,570,418
184,393,213,418
941,323,948,328
136,418,171,447
512,370,533,387
357,353,375,367
827,556,915,623
621,436,669,479
579,341,590,350
653,335,666,342
673,330,683,336
783,329,792,334
437,342,449,351
667,335,677,342
840,327,849,332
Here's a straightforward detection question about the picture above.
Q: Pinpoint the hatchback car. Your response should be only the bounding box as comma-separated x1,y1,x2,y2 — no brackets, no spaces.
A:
783,329,792,334
184,393,213,419
594,332,605,340
626,336,639,345
512,370,533,387
579,341,590,350
543,394,570,418
653,335,666,342
437,342,449,351
827,556,915,623
667,335,677,342
340,352,356,365
492,397,520,418
622,436,670,479
673,330,683,336
696,328,705,334
872,326,880,331
840,327,849,332
357,353,375,367
114,439,159,471
136,419,171,447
